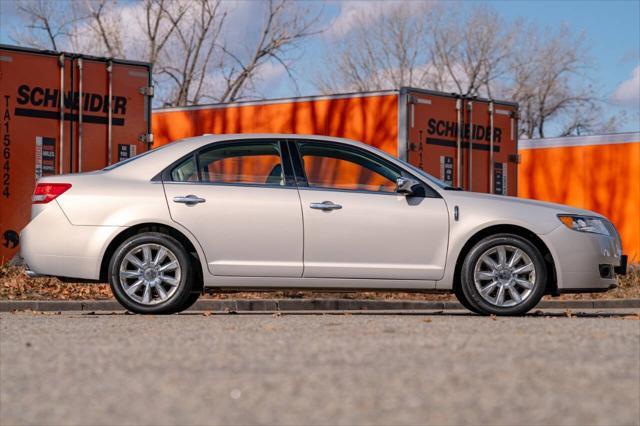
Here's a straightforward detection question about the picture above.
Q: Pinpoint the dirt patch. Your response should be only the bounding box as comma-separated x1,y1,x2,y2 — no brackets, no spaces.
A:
1,264,638,301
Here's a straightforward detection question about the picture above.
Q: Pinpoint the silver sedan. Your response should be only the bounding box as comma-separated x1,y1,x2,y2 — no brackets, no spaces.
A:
20,134,626,315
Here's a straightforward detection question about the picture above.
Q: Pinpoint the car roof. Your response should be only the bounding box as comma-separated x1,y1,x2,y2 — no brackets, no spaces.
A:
157,133,386,162
177,133,369,149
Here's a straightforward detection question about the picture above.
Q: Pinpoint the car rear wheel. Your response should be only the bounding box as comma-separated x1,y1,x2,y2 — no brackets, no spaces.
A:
460,234,547,316
109,232,195,314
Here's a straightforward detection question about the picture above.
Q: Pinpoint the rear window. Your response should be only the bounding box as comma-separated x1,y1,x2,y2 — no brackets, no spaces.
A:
171,157,198,181
103,144,170,171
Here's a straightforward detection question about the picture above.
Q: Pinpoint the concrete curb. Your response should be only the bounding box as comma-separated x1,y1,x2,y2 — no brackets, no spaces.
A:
1,298,638,312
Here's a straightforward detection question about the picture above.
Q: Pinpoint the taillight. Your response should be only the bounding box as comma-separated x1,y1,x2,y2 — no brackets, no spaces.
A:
32,183,72,204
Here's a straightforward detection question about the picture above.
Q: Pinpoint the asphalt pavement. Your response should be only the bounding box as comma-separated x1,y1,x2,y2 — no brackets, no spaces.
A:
1,310,639,426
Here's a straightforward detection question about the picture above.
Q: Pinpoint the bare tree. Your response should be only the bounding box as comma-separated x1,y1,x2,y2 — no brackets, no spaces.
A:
13,0,122,57
317,3,619,137
156,0,226,106
426,6,517,97
507,24,605,138
12,0,85,50
317,5,515,97
315,2,430,93
13,0,321,107
150,0,322,106
142,0,187,66
84,0,124,57
559,102,624,136
217,0,323,103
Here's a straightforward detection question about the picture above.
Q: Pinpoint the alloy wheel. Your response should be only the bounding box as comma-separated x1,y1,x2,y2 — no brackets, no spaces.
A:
473,245,536,308
118,243,182,305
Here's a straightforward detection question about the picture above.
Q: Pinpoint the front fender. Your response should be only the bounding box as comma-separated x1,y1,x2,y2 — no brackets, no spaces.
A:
435,215,562,290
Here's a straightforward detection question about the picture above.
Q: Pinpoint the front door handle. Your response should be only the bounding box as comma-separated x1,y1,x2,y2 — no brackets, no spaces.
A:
173,195,206,205
310,201,342,211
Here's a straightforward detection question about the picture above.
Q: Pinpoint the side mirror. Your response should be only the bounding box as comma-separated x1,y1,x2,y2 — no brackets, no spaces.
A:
396,176,420,195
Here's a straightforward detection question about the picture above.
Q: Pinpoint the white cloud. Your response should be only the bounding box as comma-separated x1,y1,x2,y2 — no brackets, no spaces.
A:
325,0,405,39
256,60,288,82
612,65,640,108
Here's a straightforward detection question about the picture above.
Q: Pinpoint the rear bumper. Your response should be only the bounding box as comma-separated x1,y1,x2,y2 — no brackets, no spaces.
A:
20,201,124,280
542,225,623,291
24,268,44,278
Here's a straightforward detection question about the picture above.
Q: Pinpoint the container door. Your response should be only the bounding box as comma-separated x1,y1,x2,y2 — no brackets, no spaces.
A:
490,104,519,196
405,92,456,189
77,60,151,171
0,48,63,262
405,90,518,195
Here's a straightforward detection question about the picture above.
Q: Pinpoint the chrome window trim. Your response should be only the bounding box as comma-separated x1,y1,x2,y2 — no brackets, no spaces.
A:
297,186,406,197
161,180,300,190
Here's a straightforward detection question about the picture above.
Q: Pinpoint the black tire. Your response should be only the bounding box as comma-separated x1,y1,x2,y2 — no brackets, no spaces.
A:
108,232,194,314
454,284,482,314
177,292,201,313
460,233,547,316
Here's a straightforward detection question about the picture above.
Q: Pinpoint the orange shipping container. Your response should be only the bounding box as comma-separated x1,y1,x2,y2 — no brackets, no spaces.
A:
0,45,153,262
153,88,520,196
518,133,640,262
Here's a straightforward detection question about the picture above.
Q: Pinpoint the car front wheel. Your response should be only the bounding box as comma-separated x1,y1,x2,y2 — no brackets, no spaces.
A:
459,233,547,316
108,232,195,314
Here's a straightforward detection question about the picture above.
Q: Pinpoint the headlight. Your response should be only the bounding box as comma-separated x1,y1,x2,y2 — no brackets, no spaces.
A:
557,215,611,236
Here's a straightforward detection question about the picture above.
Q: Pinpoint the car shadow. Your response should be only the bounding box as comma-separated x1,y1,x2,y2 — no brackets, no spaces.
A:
79,310,638,319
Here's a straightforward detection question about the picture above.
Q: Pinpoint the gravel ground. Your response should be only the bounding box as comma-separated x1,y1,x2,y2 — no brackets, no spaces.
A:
1,311,639,426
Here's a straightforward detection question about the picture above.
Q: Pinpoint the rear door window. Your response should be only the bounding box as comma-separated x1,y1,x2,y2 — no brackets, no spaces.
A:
170,141,286,186
198,142,284,185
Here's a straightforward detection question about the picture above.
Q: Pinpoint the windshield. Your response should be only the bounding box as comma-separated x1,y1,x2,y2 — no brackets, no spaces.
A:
365,144,451,189
102,144,171,171
401,160,454,189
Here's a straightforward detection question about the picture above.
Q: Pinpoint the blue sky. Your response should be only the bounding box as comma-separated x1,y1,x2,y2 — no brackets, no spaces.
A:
495,0,640,132
291,0,640,133
1,0,638,132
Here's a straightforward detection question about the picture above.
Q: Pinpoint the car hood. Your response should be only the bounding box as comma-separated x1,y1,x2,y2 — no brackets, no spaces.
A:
447,191,602,216
440,190,606,235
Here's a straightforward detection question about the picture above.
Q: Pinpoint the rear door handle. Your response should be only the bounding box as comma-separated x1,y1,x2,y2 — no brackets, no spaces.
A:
310,201,342,211
173,195,206,205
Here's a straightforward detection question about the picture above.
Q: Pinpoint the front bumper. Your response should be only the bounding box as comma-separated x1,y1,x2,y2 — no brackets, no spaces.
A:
542,224,624,291
614,255,628,275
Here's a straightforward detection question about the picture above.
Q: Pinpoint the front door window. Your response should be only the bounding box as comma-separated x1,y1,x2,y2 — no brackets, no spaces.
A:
297,142,401,193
